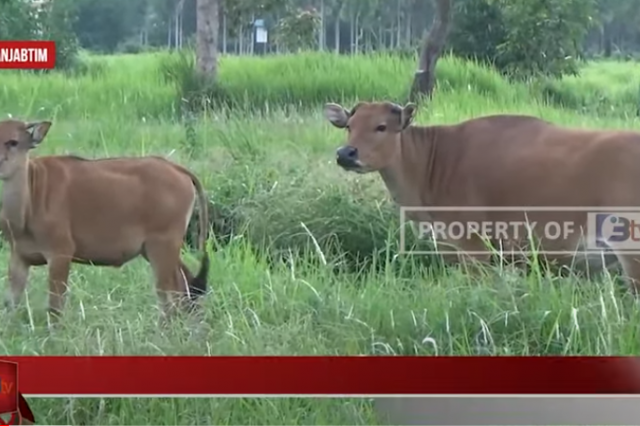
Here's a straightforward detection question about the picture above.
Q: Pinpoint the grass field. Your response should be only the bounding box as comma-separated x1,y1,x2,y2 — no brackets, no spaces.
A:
1,50,640,424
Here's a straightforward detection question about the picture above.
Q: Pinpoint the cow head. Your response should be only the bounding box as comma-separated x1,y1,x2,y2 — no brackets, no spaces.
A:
324,101,417,173
0,119,51,179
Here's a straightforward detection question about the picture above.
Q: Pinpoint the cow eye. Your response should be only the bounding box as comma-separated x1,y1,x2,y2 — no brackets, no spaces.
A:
376,124,387,132
5,140,18,148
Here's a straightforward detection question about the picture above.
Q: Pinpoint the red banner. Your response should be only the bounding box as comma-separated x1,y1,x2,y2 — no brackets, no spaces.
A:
0,41,56,70
0,356,639,395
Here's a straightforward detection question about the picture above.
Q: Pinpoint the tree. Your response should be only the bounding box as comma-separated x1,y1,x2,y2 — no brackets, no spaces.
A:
0,0,79,70
496,0,597,79
220,0,280,41
274,6,321,52
196,0,219,79
447,0,599,79
595,0,640,57
409,0,452,101
72,0,146,52
447,0,506,65
37,0,80,69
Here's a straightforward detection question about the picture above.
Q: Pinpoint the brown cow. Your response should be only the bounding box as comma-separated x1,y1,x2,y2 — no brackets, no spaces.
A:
324,101,640,291
0,119,210,322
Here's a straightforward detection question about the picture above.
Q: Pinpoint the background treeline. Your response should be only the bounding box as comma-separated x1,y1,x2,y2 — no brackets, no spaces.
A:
2,0,640,80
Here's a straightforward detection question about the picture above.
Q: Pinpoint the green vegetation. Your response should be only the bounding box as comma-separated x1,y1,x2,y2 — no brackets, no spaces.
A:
1,51,640,424
449,0,599,78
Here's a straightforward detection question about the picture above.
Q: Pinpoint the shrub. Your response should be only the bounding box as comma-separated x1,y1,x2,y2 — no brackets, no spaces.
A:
448,0,598,80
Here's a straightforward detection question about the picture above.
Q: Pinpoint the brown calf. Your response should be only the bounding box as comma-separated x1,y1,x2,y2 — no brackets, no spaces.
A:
324,101,640,292
0,119,210,320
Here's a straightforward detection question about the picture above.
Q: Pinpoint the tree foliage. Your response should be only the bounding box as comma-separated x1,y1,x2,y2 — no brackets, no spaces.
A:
448,0,598,79
448,0,505,65
496,0,597,78
71,0,149,52
0,0,79,70
0,0,34,41
38,0,80,69
221,0,281,37
274,7,321,52
1,0,639,80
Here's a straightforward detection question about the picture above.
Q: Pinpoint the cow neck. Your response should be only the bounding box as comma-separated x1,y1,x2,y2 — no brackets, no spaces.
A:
379,125,436,208
1,160,34,233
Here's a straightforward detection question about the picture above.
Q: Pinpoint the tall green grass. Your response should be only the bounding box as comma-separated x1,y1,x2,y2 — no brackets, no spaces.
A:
0,51,639,425
4,51,637,120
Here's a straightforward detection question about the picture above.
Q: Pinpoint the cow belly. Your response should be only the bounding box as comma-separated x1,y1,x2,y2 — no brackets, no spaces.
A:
72,227,145,267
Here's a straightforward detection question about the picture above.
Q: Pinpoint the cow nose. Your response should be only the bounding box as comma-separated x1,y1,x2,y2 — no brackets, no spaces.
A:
336,146,358,167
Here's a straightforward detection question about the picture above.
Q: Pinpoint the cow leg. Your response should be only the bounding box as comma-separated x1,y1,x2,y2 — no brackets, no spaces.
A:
177,259,198,312
47,251,74,321
140,249,171,323
4,251,30,310
144,236,183,322
435,236,492,278
456,251,493,278
615,254,640,296
143,249,194,314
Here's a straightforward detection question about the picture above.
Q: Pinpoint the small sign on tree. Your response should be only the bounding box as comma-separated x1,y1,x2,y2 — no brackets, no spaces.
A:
254,19,268,43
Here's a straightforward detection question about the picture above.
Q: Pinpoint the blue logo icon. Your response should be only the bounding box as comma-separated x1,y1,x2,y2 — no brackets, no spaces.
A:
593,213,640,248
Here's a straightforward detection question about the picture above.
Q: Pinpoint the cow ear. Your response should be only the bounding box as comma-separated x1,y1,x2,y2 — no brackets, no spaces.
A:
323,103,350,129
401,103,417,130
25,121,52,148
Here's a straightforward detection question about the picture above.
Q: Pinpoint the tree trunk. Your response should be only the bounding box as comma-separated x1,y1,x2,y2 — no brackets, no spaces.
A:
333,0,344,53
334,17,340,52
178,17,182,49
603,21,612,57
174,0,184,49
365,27,371,52
174,1,179,48
222,12,227,54
404,8,411,47
196,0,219,79
349,14,354,53
319,0,325,50
409,0,451,102
250,13,255,55
354,13,360,53
396,0,401,48
390,23,395,48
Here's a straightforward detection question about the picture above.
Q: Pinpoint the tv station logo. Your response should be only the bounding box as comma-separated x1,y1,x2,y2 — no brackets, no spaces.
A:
0,361,34,425
588,211,640,251
0,41,56,70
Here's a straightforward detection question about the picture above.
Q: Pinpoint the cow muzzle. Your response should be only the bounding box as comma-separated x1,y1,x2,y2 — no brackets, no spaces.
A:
336,145,362,171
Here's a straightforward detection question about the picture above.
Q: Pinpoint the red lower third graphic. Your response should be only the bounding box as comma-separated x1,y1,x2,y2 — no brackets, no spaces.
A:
0,361,34,425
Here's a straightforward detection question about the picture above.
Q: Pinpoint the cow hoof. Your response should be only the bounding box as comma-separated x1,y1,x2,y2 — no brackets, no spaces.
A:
3,298,15,311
